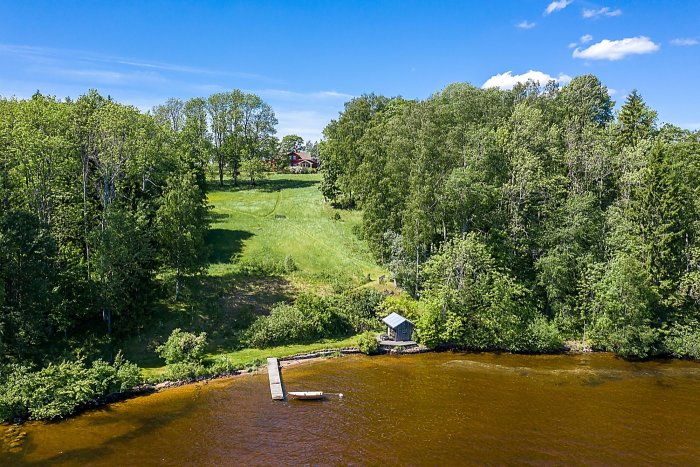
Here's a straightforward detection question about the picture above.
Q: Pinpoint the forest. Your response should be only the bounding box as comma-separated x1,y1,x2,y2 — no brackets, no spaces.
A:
0,89,284,363
1,74,700,421
320,75,700,359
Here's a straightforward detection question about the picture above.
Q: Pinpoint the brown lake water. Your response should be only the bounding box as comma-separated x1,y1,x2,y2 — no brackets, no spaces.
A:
3,352,700,465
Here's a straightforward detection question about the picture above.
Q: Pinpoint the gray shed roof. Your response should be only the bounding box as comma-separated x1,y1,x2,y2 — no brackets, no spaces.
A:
382,312,413,329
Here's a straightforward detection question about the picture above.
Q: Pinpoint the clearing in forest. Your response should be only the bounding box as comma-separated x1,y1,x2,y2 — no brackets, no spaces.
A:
206,173,384,291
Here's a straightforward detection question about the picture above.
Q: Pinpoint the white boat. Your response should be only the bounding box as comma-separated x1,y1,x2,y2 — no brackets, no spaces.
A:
287,391,325,400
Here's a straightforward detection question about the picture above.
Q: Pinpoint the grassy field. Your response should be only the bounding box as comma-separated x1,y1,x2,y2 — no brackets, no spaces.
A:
124,173,387,373
206,173,384,287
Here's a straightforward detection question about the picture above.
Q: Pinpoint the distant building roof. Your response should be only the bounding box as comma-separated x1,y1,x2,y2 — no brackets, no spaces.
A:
382,312,413,329
288,150,315,160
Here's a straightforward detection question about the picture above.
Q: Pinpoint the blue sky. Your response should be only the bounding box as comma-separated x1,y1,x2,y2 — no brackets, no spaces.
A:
1,0,698,140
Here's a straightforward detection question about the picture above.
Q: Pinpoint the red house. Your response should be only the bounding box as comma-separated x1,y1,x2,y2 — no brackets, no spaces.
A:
288,151,319,169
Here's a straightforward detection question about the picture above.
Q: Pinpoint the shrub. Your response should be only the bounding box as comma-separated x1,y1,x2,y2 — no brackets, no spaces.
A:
357,332,380,355
338,288,385,332
237,257,286,276
156,328,208,364
245,294,350,348
283,255,298,273
524,316,564,353
664,323,700,359
163,362,205,381
208,355,240,374
0,353,142,422
378,294,421,323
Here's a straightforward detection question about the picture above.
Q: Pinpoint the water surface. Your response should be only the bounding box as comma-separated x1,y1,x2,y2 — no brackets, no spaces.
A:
3,352,700,465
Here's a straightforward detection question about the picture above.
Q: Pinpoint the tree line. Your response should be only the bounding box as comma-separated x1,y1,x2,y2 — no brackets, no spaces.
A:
320,75,700,358
0,89,287,365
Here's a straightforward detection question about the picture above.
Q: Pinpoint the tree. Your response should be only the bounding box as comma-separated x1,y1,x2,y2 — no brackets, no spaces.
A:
0,210,56,360
280,134,305,153
91,207,154,334
616,90,657,149
156,172,209,301
152,98,185,133
207,92,235,187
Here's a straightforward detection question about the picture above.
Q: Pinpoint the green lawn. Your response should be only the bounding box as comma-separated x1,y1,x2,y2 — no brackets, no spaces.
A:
125,173,387,375
206,173,384,288
141,335,361,379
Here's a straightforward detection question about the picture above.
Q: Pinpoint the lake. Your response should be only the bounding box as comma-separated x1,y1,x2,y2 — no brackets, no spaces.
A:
3,352,700,465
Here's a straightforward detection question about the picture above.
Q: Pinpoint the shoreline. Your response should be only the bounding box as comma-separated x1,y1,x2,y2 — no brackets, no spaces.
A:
0,342,679,427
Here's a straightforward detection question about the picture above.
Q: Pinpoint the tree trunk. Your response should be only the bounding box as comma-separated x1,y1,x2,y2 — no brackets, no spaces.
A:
218,152,224,187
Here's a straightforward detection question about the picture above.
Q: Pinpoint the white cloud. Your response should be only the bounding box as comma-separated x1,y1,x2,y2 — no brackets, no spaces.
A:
482,70,572,90
568,42,578,48
580,34,593,44
671,38,698,46
517,20,536,29
573,36,659,60
583,7,622,18
545,0,572,15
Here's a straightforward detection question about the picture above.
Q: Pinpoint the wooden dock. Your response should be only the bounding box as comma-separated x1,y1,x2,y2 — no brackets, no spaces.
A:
267,358,286,400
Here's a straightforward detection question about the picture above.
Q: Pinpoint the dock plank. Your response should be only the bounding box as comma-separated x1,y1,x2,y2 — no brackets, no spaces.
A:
267,358,286,400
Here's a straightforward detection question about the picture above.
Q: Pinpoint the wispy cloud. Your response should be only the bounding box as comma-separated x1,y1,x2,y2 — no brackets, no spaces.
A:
573,36,659,60
545,0,572,15
255,89,353,101
670,38,698,46
580,34,593,44
517,20,536,29
482,70,571,90
583,7,622,18
0,43,274,82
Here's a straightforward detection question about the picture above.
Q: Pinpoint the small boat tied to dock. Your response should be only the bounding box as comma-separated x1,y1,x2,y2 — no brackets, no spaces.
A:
287,391,325,400
267,357,344,401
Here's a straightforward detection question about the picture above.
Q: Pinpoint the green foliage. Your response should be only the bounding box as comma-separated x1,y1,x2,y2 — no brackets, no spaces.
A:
336,288,386,332
583,254,661,358
283,255,298,273
319,76,700,359
280,134,305,153
162,362,205,381
156,172,210,300
378,294,421,323
245,293,355,348
416,233,557,352
0,353,142,422
208,355,240,374
357,332,380,355
156,328,208,364
664,323,700,359
524,317,564,353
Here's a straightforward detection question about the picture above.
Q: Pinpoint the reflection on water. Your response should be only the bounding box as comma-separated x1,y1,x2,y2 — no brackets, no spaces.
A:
3,352,700,465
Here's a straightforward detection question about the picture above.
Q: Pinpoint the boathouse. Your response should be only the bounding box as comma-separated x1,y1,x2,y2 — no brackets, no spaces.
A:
382,312,414,342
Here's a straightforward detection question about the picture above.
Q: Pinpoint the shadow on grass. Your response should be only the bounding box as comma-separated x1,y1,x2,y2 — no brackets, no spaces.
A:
206,229,253,264
207,176,318,193
119,269,296,369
